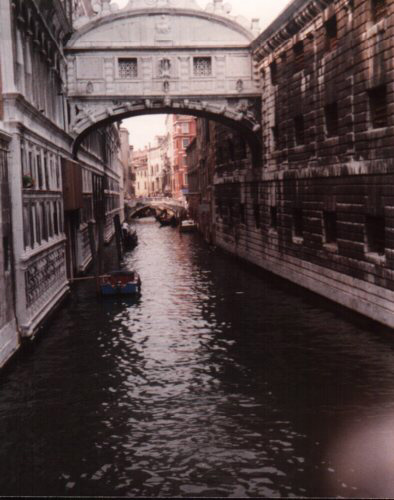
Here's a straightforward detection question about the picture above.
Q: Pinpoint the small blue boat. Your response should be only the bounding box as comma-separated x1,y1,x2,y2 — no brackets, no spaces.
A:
99,271,141,296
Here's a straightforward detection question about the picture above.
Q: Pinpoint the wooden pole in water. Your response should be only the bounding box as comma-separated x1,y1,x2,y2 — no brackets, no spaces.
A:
114,214,122,267
88,221,100,294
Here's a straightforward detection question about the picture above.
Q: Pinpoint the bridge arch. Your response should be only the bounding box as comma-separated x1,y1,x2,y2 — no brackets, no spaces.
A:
65,0,262,164
71,99,262,165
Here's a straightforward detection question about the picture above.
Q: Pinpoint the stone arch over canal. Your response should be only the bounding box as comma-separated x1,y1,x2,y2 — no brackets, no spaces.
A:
65,0,262,164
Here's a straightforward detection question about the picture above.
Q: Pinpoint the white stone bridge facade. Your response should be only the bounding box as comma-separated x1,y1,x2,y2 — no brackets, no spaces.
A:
65,0,262,159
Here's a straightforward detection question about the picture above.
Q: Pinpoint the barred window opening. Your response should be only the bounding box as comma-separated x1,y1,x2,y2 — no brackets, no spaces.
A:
325,102,339,137
294,115,305,145
323,211,338,244
293,41,304,72
372,0,386,23
325,16,338,52
293,208,304,238
118,58,138,79
366,215,385,255
369,85,388,128
193,57,212,77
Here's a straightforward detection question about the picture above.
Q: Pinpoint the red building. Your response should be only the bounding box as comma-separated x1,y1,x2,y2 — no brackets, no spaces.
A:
166,115,196,200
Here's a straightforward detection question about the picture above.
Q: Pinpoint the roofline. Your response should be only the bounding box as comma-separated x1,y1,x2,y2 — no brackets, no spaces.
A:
251,0,333,51
68,7,254,48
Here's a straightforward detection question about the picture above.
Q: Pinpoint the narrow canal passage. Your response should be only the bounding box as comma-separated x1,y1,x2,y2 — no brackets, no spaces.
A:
1,221,394,498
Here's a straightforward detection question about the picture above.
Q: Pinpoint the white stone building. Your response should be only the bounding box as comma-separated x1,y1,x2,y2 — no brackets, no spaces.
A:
0,0,123,367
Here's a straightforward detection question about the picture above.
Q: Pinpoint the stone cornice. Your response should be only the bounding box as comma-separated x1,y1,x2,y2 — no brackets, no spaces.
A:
251,0,334,63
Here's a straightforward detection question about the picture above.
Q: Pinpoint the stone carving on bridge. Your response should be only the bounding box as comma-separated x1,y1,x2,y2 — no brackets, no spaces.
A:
158,58,172,78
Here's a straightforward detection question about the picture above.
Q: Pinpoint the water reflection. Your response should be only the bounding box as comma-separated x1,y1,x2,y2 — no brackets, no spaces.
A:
0,221,393,497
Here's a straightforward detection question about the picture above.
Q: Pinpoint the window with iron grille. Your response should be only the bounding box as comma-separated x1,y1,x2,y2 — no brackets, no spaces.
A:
325,102,339,137
366,215,385,255
270,61,278,85
193,57,212,77
118,58,138,79
294,115,305,145
323,211,338,244
325,15,338,52
293,41,304,72
372,0,386,23
368,85,388,128
293,208,304,238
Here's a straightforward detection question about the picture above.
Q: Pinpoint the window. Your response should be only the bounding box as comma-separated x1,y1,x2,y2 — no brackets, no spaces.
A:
325,102,339,137
270,61,278,85
323,211,338,244
3,237,10,272
272,125,279,149
37,154,43,189
294,115,305,145
240,203,246,224
293,208,304,238
253,203,261,228
182,138,189,149
293,41,304,72
372,0,386,23
181,122,189,133
118,58,138,79
325,16,338,52
366,215,385,255
41,202,48,241
227,139,235,161
270,206,278,230
369,85,388,128
239,138,247,159
193,57,212,77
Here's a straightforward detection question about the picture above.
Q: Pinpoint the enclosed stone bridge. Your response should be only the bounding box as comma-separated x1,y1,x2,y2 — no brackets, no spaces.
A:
129,197,185,219
65,0,262,163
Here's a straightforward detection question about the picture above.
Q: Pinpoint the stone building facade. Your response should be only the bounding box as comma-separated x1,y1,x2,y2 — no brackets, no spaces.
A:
209,0,394,327
0,0,123,367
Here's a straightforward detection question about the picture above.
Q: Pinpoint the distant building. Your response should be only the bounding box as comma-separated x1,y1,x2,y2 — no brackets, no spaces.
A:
132,135,171,198
133,148,149,199
166,115,196,201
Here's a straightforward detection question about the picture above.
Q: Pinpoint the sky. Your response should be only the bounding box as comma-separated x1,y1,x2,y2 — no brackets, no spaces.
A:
116,0,291,149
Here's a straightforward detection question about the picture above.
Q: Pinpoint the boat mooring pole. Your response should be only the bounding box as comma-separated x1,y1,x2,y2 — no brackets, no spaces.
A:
114,214,122,267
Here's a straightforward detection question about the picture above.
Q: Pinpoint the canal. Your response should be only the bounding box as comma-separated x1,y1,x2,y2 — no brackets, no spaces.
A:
1,220,394,498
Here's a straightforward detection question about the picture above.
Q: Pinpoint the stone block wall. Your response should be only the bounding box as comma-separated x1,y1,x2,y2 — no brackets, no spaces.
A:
213,0,394,327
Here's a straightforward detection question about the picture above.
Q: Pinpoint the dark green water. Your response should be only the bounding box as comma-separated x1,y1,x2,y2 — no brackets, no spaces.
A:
1,220,394,497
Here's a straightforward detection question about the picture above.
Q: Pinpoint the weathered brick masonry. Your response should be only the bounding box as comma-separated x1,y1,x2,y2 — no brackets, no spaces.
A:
213,0,394,327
